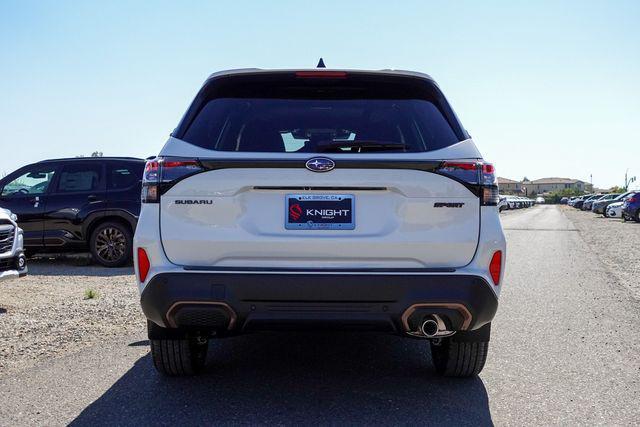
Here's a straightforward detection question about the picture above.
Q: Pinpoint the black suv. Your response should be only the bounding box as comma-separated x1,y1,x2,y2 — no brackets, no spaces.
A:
0,157,144,267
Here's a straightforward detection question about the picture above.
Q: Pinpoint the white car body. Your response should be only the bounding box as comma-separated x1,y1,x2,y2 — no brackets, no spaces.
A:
133,68,506,377
498,196,508,212
0,208,27,282
606,201,625,218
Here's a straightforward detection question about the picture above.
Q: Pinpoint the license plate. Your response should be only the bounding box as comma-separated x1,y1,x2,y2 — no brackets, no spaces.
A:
285,194,355,230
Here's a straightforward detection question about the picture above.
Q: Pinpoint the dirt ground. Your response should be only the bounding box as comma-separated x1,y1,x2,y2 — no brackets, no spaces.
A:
560,205,640,300
0,256,143,375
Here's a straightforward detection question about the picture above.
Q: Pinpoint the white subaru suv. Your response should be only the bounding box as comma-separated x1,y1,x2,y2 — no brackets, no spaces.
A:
134,68,506,377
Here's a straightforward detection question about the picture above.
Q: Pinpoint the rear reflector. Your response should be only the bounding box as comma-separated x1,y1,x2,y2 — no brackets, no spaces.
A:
137,248,150,282
489,250,502,286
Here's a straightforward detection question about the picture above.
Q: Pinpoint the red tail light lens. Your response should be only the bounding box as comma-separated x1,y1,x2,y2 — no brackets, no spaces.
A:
489,250,502,286
141,157,203,203
436,161,498,206
628,197,637,203
137,247,150,282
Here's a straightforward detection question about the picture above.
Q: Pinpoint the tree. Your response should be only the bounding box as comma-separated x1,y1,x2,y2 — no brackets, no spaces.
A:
546,187,584,203
609,186,625,193
76,151,103,158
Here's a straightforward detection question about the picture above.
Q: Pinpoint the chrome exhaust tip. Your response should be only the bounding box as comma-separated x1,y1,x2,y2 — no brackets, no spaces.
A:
421,317,439,338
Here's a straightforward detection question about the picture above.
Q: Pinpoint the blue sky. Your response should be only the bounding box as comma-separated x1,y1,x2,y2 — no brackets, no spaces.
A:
1,0,639,188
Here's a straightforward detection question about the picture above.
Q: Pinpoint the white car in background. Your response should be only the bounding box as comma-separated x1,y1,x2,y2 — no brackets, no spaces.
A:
498,196,509,212
535,196,545,204
606,201,625,218
505,195,522,209
0,208,27,282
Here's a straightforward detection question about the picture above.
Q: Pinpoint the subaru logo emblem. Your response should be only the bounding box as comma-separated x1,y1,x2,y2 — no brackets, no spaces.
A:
305,157,335,172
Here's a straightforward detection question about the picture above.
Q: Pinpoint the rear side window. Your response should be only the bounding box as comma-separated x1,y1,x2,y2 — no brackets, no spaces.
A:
56,163,103,193
108,163,143,190
175,73,467,153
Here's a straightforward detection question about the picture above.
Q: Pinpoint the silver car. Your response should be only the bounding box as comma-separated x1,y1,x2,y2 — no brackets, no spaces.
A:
0,208,27,282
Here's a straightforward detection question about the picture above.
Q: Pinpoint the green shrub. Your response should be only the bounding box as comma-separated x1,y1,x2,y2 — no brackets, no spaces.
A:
84,289,99,300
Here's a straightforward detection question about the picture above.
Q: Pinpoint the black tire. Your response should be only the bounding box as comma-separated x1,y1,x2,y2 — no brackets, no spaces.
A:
90,221,132,267
430,338,489,377
150,337,208,376
635,210,640,223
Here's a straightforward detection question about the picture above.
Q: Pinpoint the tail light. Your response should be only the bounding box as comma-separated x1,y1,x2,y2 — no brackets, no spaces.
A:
436,161,499,206
137,247,150,282
142,157,204,203
489,250,502,286
628,197,637,203
141,160,159,203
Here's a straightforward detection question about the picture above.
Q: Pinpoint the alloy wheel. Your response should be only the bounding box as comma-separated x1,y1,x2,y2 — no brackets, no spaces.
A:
94,227,126,262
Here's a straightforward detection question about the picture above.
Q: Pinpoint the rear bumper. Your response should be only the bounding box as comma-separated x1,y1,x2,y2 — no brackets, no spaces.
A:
140,271,498,335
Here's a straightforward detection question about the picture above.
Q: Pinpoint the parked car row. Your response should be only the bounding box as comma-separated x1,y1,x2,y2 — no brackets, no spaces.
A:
568,192,640,222
498,195,535,212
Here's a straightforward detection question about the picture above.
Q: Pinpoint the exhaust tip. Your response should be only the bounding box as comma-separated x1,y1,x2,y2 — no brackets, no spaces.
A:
421,318,439,338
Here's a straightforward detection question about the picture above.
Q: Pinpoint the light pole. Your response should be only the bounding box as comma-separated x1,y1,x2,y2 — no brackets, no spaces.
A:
624,168,636,191
625,169,636,191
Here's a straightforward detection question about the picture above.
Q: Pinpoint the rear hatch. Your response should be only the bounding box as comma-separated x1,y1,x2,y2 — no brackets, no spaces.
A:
151,70,493,269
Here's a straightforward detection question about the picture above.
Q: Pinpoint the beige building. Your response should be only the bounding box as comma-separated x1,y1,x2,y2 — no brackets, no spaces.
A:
498,177,593,195
496,177,522,194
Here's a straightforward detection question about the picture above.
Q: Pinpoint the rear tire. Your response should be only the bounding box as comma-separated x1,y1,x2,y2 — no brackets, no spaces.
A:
90,221,132,267
430,332,490,377
150,337,208,376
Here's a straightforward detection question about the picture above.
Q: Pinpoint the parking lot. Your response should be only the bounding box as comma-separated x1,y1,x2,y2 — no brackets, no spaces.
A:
1,205,639,425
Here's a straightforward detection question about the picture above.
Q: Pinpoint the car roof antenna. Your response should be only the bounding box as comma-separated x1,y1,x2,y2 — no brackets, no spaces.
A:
317,58,326,68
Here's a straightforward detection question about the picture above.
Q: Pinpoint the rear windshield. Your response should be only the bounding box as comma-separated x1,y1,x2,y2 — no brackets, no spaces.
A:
173,73,467,153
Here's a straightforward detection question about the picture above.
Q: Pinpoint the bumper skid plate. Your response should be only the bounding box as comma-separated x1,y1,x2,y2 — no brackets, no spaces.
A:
140,271,498,335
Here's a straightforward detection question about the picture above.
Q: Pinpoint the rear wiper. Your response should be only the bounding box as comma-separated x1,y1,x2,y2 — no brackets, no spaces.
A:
316,140,408,152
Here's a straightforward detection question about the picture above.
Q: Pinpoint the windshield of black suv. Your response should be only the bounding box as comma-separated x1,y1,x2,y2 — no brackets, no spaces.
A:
173,72,468,153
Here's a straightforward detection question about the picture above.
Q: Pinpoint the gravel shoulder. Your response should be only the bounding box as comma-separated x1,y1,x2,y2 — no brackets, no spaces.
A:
560,205,640,300
0,256,144,376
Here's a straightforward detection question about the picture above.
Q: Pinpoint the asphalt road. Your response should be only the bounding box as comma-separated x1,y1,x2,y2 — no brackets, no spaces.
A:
1,205,639,426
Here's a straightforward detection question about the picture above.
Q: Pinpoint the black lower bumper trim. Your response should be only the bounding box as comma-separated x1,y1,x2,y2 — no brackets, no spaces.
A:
140,272,499,334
